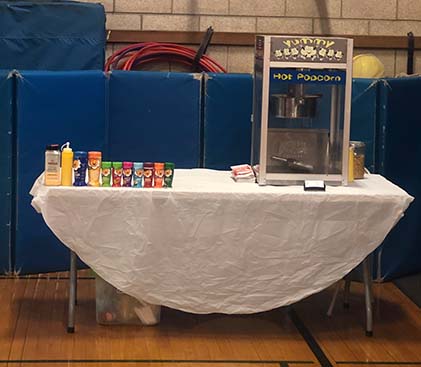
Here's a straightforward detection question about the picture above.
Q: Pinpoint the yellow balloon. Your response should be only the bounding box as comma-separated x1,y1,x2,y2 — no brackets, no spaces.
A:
353,54,385,78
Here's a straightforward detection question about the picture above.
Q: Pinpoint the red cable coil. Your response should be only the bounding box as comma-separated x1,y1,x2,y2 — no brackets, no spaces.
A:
105,42,226,73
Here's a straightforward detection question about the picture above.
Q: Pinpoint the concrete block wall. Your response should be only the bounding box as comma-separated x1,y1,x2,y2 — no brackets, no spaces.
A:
89,0,421,75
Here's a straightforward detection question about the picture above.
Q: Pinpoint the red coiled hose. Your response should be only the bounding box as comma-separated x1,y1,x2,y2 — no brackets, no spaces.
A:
105,42,226,73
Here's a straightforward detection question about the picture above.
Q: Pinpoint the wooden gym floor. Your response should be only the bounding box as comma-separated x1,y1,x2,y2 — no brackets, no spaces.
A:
0,271,421,367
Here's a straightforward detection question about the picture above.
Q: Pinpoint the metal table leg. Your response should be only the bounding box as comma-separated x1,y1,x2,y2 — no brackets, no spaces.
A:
362,256,373,337
343,277,351,309
327,281,341,317
67,250,77,333
75,264,78,306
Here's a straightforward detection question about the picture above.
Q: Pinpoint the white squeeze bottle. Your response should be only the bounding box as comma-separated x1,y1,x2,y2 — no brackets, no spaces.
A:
44,144,61,186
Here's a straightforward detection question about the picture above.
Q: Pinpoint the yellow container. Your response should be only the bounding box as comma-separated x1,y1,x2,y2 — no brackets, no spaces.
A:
88,151,102,187
348,145,354,183
61,142,74,186
350,141,365,179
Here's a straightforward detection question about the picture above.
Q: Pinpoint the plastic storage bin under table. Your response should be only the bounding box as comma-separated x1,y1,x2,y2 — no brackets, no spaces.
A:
95,274,161,326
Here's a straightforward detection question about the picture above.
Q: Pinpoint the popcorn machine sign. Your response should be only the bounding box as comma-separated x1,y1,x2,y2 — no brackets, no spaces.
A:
271,68,346,85
270,36,348,63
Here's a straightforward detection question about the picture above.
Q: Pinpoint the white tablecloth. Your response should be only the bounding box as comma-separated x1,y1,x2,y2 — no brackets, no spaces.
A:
30,169,413,314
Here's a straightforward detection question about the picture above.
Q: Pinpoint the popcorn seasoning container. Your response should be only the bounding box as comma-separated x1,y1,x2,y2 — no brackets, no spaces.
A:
133,162,144,188
122,162,133,187
112,162,123,187
44,144,61,186
143,162,154,188
88,151,102,187
73,151,88,186
164,162,175,188
153,163,164,188
101,161,112,187
350,141,366,179
348,145,354,183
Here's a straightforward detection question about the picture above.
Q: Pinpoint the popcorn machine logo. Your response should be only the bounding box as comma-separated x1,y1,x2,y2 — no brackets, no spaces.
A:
271,68,346,85
273,37,344,62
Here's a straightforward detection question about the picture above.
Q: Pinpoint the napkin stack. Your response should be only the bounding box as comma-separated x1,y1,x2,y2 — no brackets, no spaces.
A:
231,164,256,183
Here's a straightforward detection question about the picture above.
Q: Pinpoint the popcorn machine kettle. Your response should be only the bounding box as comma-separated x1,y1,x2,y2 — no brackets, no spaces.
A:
251,35,353,185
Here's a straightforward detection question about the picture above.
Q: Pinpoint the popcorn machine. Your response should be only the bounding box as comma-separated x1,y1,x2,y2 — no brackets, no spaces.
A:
252,35,353,186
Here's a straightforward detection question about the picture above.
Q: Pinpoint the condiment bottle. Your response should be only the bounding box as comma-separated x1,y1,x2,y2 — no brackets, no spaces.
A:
350,141,366,179
164,162,175,188
143,162,154,188
88,151,102,187
153,163,164,188
122,162,133,187
112,162,123,187
133,162,143,188
73,151,88,186
44,144,61,186
61,142,73,186
101,161,112,187
348,145,354,183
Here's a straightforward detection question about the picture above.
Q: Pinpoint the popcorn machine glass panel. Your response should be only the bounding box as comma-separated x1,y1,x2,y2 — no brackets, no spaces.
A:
267,70,345,175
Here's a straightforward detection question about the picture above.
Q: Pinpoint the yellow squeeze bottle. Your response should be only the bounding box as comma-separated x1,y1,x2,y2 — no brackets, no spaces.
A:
61,142,74,186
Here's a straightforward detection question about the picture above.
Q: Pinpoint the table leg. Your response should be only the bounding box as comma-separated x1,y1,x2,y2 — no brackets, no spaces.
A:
75,265,78,306
363,256,373,337
327,281,341,316
343,277,351,309
67,250,77,333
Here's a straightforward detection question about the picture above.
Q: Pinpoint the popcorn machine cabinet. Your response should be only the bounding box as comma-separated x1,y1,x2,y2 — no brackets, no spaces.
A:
252,36,353,186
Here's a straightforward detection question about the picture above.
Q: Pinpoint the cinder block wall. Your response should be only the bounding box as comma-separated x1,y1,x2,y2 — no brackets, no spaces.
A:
88,0,421,75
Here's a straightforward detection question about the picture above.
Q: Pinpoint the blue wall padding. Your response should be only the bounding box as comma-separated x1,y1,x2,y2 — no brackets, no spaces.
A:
203,73,253,170
0,70,13,273
375,77,421,280
14,71,108,274
108,71,202,168
350,78,379,173
0,1,105,70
